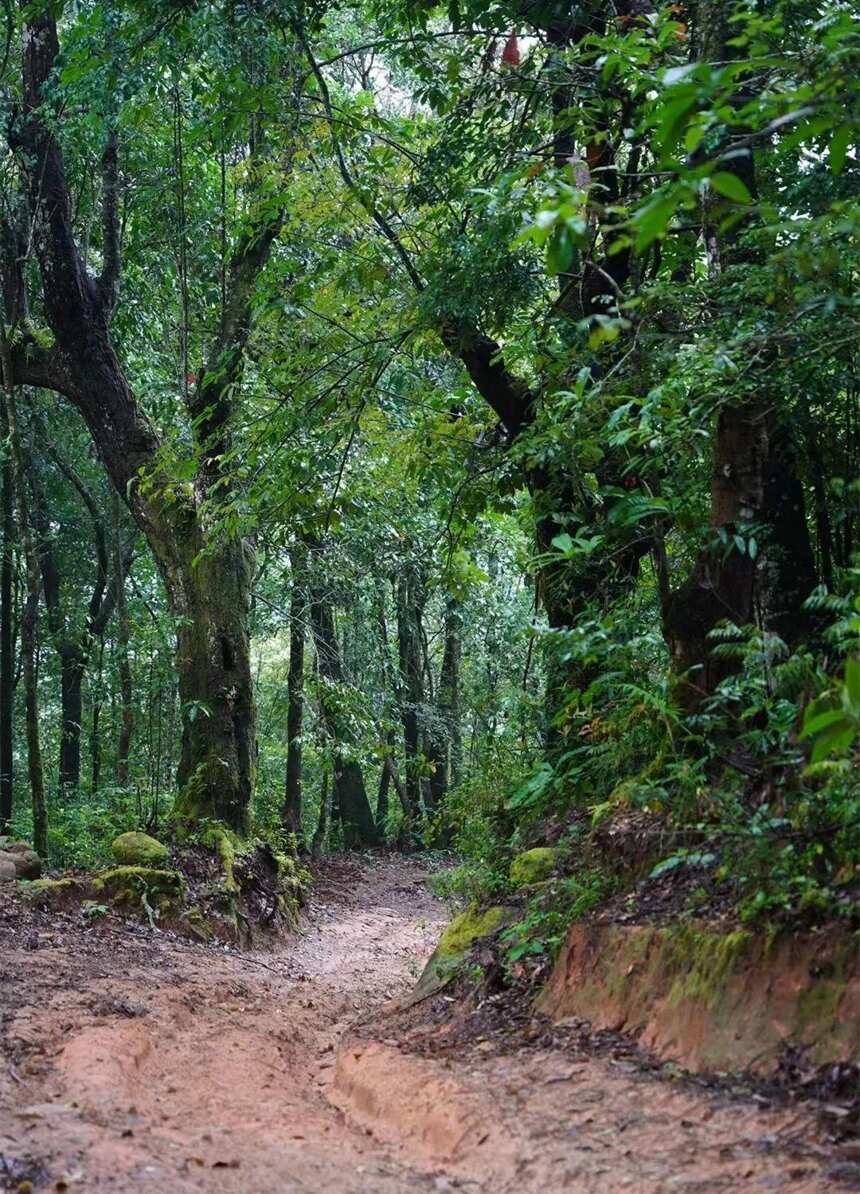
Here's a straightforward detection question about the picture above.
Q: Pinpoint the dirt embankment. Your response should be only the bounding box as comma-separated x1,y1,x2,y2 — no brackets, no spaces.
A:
0,856,848,1192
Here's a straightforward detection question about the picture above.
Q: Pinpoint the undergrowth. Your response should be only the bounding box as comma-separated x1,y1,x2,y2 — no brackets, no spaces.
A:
438,581,860,959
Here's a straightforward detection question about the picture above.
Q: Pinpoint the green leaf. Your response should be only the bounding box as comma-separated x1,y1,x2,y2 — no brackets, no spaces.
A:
546,225,574,276
709,172,752,204
633,193,681,250
829,124,852,175
844,655,860,707
810,719,856,764
800,707,849,739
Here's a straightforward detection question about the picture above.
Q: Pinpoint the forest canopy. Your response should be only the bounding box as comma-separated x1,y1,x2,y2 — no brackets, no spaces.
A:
0,0,858,932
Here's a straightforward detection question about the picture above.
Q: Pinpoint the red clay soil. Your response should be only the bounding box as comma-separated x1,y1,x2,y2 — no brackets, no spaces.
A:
0,855,851,1192
538,920,860,1074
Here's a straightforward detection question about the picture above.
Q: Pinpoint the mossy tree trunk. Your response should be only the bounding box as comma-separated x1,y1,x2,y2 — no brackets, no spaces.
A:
170,533,257,832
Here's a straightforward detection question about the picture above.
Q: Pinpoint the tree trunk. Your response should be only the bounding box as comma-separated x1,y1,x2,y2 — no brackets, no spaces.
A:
282,542,306,843
311,768,330,860
171,536,256,831
91,635,104,793
307,558,377,846
661,0,817,706
0,433,14,832
807,425,835,589
376,749,391,833
663,406,767,707
0,344,46,855
395,566,425,815
429,595,462,808
59,651,85,793
761,425,817,645
375,585,414,834
113,493,134,786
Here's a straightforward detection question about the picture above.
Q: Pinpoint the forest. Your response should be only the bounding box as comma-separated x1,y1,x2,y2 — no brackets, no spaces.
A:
0,0,859,1189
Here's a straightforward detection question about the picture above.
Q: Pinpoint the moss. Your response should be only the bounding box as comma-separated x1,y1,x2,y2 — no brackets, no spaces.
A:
437,904,511,958
111,831,169,867
19,877,87,908
797,979,846,1033
181,905,214,941
664,924,752,1008
172,764,208,827
93,866,185,915
200,825,240,893
509,847,559,889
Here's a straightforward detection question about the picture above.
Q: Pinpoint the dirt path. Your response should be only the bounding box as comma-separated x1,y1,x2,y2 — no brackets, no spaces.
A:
0,856,843,1192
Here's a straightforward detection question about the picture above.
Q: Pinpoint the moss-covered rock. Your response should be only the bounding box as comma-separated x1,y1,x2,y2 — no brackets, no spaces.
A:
20,877,88,909
93,866,185,916
437,905,511,958
510,847,559,889
180,905,214,941
111,831,169,867
407,904,517,1006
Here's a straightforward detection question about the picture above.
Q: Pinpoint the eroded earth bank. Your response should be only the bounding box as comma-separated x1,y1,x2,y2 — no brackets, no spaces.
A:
0,857,848,1192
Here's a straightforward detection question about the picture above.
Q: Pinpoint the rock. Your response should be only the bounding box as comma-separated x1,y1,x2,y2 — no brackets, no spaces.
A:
20,878,88,909
405,904,518,1006
93,866,185,915
0,841,42,880
509,847,558,889
436,905,512,958
111,831,169,867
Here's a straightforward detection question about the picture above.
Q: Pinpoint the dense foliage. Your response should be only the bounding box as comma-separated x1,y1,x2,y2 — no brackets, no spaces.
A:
0,0,858,943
